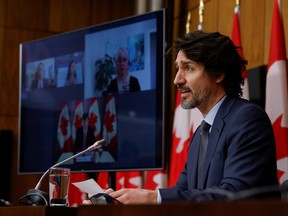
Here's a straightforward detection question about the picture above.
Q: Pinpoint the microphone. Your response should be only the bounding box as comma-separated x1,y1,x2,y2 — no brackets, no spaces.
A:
19,139,106,206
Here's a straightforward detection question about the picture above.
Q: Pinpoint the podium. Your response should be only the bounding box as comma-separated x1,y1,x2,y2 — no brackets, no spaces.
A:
0,206,76,216
1,201,288,216
77,201,288,216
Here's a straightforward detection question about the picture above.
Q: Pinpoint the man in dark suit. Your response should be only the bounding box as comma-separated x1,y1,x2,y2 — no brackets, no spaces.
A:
74,113,95,152
86,31,278,204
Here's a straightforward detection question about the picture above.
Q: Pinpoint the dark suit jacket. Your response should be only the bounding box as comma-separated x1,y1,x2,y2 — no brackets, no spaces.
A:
160,96,278,201
73,126,95,152
106,76,140,93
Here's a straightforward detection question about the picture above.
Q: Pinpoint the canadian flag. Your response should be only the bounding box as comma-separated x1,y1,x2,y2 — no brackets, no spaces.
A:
116,171,142,189
68,172,87,206
144,170,167,189
57,104,72,152
103,95,117,160
97,172,109,189
72,100,84,142
88,97,110,189
265,0,288,184
97,171,143,190
168,91,202,187
69,100,87,206
88,97,101,141
231,3,249,100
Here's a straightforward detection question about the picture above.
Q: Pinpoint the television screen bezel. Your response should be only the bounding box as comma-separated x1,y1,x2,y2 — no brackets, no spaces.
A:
18,9,166,174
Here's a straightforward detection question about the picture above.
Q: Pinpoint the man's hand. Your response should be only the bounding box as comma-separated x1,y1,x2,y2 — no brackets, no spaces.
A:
82,199,92,205
82,189,115,205
108,188,157,204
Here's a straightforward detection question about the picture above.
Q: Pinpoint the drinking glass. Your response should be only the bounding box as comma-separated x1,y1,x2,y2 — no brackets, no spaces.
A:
49,167,70,207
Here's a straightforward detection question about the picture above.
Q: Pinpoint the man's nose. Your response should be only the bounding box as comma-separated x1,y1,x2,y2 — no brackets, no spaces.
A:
174,70,185,86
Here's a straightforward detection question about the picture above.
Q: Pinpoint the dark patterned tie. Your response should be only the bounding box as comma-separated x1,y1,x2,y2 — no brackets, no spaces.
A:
197,120,211,187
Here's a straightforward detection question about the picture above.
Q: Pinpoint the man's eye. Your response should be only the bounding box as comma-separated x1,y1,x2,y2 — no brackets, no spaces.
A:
186,66,193,71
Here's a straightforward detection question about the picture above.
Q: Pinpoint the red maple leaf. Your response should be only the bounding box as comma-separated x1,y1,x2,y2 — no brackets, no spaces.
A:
63,136,72,152
89,113,98,131
60,116,69,136
272,115,288,181
104,109,115,132
74,114,82,130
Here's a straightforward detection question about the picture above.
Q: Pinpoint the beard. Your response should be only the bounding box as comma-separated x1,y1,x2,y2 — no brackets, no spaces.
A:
181,97,199,109
180,86,207,110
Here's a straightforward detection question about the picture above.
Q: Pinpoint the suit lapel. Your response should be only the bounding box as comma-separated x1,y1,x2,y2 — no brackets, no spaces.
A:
199,97,236,188
188,129,201,189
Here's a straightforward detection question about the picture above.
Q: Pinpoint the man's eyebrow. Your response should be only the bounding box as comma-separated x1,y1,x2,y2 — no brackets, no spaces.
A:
174,59,193,65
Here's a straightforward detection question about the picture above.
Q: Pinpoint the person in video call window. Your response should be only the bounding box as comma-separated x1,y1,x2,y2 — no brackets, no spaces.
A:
106,47,141,94
84,31,279,204
65,60,78,86
73,113,95,152
31,62,48,90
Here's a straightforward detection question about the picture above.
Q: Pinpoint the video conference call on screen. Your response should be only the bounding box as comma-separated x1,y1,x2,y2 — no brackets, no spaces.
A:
18,10,165,174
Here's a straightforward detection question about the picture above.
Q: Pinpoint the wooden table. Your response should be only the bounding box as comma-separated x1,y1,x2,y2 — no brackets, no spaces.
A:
1,200,288,216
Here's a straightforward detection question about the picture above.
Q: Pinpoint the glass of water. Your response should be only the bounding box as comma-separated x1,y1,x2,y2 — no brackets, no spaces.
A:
49,167,70,207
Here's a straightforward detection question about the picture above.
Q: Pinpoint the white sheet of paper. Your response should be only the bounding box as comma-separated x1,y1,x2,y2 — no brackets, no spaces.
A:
72,178,104,195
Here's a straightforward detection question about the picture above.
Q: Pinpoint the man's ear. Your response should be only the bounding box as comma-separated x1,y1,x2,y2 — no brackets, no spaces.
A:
216,73,225,83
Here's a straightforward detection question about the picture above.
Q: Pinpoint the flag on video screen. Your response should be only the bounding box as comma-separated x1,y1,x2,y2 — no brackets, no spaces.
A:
103,95,123,188
265,0,288,184
72,100,84,142
88,98,110,189
57,104,72,152
231,3,249,100
103,95,117,159
89,97,101,141
169,91,202,187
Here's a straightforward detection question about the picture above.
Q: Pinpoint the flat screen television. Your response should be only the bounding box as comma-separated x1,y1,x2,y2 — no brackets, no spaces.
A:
18,9,165,174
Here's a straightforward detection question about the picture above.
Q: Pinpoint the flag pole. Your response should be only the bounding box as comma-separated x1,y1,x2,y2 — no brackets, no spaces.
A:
198,0,204,30
234,0,240,19
235,0,240,12
186,11,191,34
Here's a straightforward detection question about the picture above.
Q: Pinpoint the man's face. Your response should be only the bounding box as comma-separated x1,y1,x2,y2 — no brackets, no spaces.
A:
82,118,89,129
174,50,216,110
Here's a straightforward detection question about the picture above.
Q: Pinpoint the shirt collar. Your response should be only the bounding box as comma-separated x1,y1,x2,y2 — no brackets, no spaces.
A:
203,95,226,127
